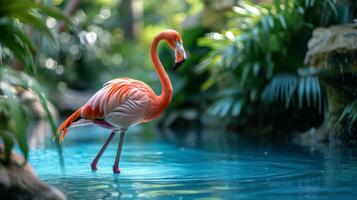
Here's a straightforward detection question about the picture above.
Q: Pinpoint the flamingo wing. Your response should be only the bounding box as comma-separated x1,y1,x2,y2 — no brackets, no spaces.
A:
81,78,154,128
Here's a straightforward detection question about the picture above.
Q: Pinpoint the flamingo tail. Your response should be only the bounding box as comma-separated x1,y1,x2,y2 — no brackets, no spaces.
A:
54,108,82,143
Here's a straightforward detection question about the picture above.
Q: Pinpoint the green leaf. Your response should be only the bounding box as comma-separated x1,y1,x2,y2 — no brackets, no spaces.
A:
279,14,287,29
298,76,305,108
326,0,338,16
316,78,322,113
310,0,316,7
0,130,15,164
10,23,36,51
267,16,274,28
0,24,35,74
12,11,53,39
261,16,270,33
0,82,29,160
208,97,235,117
232,100,243,116
261,74,297,108
338,100,357,124
0,68,57,136
274,0,281,11
305,77,311,106
0,1,70,23
253,62,260,76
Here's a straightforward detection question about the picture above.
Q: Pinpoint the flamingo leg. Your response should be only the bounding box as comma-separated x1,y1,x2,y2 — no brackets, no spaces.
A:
113,129,126,174
91,131,116,171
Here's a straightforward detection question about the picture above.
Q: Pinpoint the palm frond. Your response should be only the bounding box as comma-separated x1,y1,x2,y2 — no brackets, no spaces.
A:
208,97,244,118
206,88,244,118
338,100,357,127
298,75,322,111
261,74,297,108
262,73,323,112
318,0,334,25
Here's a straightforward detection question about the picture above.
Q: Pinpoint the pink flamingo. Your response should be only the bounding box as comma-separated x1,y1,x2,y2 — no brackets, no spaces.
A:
55,30,186,174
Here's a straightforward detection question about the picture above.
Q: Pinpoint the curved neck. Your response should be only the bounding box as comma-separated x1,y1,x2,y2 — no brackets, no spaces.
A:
150,33,173,106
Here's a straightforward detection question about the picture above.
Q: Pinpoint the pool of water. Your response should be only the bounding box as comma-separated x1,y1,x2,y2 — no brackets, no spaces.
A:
29,124,357,200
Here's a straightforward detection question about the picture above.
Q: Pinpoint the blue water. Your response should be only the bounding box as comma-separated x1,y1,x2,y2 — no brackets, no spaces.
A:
29,124,357,200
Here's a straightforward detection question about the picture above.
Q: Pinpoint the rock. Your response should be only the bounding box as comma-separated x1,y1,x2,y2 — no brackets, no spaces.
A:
19,89,59,120
304,24,357,68
161,109,200,130
54,88,93,112
304,24,357,86
293,120,330,148
0,146,66,200
304,24,357,142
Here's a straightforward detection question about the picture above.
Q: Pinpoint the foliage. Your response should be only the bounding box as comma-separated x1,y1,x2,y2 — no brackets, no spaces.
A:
338,100,357,131
0,0,68,74
261,72,323,113
0,80,28,162
0,0,67,163
36,0,202,92
188,0,348,131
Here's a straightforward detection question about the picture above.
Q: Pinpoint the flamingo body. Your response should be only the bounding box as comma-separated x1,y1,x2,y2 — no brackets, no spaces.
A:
84,78,155,128
55,30,186,174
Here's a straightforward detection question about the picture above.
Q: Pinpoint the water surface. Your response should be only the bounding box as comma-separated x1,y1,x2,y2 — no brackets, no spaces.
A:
29,125,357,199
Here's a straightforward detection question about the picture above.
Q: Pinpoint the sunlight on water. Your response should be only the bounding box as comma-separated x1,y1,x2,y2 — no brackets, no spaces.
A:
29,125,357,200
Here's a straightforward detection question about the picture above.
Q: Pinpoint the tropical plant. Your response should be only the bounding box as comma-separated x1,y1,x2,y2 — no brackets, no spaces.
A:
0,0,68,163
190,0,346,132
338,100,357,133
262,74,322,110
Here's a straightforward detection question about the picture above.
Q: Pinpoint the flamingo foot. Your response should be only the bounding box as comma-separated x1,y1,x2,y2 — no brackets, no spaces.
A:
91,162,97,171
113,166,121,174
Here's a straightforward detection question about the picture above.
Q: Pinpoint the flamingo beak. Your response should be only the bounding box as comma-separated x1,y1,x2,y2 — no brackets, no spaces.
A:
173,41,186,71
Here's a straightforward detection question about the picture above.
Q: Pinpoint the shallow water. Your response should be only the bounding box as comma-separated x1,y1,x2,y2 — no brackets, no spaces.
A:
29,124,357,200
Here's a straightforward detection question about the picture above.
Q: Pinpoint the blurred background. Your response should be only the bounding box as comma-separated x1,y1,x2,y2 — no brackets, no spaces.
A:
1,0,357,199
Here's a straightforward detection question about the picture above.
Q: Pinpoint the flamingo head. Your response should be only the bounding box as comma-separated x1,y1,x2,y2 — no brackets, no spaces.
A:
162,30,186,71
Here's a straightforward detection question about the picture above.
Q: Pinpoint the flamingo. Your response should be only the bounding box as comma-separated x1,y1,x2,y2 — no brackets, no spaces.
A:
55,30,186,174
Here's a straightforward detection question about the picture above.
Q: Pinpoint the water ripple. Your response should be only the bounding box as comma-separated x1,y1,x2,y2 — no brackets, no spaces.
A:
29,134,357,200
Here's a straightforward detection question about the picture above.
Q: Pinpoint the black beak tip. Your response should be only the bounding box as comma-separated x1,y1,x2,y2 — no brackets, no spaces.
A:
172,59,185,72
